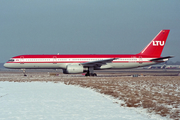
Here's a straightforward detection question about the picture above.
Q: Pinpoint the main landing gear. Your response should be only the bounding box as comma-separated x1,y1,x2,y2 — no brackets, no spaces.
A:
85,67,97,76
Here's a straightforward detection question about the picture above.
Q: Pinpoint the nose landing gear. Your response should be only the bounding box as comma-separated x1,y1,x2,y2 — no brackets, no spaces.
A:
21,69,27,76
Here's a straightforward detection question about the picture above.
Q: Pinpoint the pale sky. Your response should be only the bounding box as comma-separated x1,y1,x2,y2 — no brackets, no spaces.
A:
0,0,180,62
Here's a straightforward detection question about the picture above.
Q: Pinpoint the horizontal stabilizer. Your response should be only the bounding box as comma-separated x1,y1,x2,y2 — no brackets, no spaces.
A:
150,56,174,61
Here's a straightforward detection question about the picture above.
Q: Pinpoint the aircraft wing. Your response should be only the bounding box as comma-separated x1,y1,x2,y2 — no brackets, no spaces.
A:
81,58,118,67
150,56,174,61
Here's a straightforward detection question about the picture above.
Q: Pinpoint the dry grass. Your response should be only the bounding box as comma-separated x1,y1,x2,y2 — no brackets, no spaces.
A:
60,76,180,120
0,72,180,119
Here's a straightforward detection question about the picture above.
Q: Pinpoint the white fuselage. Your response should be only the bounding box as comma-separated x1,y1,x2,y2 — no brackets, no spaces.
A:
4,57,165,70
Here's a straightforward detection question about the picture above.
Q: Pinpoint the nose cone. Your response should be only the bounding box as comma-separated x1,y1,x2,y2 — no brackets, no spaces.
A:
4,63,10,68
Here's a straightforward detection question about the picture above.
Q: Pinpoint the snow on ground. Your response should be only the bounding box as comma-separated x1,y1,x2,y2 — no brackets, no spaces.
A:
0,81,164,120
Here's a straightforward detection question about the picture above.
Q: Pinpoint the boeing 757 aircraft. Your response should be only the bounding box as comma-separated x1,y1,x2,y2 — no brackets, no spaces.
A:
4,30,173,76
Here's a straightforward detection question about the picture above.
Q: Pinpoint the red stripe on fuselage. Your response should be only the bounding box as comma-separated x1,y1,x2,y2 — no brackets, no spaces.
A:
6,61,153,64
12,54,159,59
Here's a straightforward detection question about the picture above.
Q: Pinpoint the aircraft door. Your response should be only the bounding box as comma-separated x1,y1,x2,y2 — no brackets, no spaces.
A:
139,56,142,64
53,56,57,64
20,56,24,64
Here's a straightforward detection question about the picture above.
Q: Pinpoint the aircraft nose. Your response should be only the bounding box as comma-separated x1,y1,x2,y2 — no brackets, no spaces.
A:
4,63,10,68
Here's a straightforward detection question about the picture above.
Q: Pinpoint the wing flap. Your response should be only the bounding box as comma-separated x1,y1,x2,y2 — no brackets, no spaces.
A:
81,58,118,67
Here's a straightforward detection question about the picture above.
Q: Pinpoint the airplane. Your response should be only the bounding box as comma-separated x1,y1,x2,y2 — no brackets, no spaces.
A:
4,29,173,76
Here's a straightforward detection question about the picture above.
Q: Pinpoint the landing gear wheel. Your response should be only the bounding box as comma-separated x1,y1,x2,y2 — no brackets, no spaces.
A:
85,73,89,76
22,69,27,77
85,73,97,76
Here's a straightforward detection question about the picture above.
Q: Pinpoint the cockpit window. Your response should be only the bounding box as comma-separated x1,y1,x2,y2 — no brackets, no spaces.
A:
8,59,15,62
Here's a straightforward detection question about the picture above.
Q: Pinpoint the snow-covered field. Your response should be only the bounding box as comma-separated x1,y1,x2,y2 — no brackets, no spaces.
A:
0,72,179,120
0,81,160,120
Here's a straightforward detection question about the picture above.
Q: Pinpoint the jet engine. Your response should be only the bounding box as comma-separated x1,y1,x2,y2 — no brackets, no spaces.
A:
63,64,85,74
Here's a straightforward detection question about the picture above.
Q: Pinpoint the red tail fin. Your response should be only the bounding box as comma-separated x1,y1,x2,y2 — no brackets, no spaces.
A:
138,30,170,57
